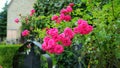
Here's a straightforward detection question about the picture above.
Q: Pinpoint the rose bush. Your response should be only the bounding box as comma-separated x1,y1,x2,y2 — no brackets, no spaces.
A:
15,3,93,67
15,0,120,68
40,3,93,68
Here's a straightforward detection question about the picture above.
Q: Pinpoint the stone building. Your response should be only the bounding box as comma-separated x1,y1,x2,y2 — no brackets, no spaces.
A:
7,0,35,43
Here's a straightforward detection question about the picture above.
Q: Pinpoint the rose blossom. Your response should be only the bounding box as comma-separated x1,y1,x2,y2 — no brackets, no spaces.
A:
73,27,80,34
51,15,59,20
66,6,73,13
48,39,56,47
79,21,88,29
77,19,88,25
22,30,30,36
52,35,60,42
31,9,35,13
30,9,35,16
14,18,19,23
64,27,75,39
43,36,51,43
60,8,68,14
55,18,62,23
42,39,56,51
86,25,93,34
42,42,48,51
61,37,72,46
58,33,66,41
69,3,74,7
64,15,71,21
60,13,65,20
47,28,58,37
54,44,64,54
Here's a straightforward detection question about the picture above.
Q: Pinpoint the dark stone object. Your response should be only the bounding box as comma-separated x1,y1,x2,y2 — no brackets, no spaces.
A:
13,40,52,68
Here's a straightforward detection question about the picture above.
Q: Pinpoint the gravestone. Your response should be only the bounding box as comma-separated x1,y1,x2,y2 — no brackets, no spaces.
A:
13,40,52,68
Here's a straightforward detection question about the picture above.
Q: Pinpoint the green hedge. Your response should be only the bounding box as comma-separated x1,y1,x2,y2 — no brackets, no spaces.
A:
34,0,81,16
0,45,20,68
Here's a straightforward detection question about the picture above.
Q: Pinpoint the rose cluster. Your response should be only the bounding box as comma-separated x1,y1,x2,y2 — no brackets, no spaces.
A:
42,3,93,54
42,27,74,54
42,19,93,54
51,3,74,23
14,9,35,24
74,19,93,35
15,9,36,37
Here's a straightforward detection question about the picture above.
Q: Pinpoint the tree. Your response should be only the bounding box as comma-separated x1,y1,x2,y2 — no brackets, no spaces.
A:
0,2,8,41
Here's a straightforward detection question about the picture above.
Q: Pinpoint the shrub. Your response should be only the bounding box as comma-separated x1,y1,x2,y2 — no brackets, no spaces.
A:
34,0,81,16
0,45,20,68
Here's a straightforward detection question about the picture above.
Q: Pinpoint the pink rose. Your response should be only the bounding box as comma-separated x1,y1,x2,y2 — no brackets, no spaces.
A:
14,18,19,23
61,37,72,46
52,35,60,42
54,44,64,54
64,15,71,21
60,13,65,20
86,25,93,34
46,28,58,37
64,27,75,39
73,27,80,34
48,39,56,47
22,30,30,36
77,19,88,25
42,42,48,51
79,29,87,35
31,9,35,14
78,21,88,28
60,8,68,14
75,22,93,35
66,6,73,13
51,15,59,20
43,36,51,43
42,39,56,51
30,9,35,16
69,3,74,7
77,24,87,35
55,18,62,23
58,33,66,41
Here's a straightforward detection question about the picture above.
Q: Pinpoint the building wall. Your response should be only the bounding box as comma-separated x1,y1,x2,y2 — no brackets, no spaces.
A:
7,0,35,43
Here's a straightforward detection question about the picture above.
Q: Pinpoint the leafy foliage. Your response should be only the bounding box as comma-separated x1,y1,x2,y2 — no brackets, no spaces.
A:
34,0,81,16
0,3,8,41
0,45,20,68
71,0,120,68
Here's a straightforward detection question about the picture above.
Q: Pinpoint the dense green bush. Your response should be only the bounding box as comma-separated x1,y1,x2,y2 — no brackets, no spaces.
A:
0,45,20,68
71,0,120,67
34,0,81,16
0,3,7,41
